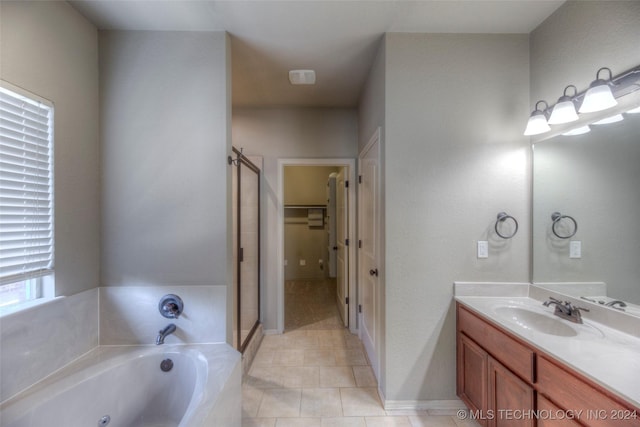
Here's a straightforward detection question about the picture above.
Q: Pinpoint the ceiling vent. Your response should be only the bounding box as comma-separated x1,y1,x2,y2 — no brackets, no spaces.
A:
288,69,316,85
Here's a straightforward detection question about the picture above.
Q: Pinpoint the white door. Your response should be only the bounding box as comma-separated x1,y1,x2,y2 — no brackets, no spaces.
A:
359,130,380,378
336,168,349,327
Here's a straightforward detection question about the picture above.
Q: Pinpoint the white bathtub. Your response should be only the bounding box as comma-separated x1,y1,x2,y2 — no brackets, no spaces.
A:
0,344,241,427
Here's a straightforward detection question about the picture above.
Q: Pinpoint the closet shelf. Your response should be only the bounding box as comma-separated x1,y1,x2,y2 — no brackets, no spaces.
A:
284,205,326,209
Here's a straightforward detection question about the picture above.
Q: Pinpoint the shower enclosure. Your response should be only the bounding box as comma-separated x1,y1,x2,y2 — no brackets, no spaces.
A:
231,147,260,352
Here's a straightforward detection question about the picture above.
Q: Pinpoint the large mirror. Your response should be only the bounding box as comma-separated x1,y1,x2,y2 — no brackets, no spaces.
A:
532,101,640,312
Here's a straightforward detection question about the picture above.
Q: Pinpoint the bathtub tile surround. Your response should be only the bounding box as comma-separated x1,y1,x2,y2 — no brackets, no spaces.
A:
0,288,98,402
1,284,233,406
100,285,227,345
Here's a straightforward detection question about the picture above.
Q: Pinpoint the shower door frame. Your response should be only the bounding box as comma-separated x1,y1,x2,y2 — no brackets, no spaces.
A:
233,147,261,353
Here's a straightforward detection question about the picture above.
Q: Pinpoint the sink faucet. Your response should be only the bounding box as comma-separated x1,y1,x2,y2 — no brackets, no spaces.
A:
156,323,177,345
543,297,589,324
604,300,627,310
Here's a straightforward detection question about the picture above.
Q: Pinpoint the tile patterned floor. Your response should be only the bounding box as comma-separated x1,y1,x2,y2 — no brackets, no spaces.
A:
242,280,479,427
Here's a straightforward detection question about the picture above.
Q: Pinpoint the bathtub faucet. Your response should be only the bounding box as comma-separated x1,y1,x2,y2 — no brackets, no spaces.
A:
156,323,177,345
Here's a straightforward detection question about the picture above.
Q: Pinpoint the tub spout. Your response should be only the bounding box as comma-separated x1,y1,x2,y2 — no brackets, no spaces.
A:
156,323,177,345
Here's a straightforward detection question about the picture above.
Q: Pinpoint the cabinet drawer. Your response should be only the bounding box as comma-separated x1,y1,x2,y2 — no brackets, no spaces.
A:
538,356,639,427
458,304,534,383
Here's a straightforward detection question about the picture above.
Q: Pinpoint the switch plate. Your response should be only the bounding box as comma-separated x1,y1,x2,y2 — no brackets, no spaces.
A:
284,259,288,266
300,259,306,266
477,241,489,259
570,241,582,259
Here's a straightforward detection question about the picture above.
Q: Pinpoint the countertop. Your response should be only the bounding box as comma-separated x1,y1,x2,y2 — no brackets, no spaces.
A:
455,295,640,409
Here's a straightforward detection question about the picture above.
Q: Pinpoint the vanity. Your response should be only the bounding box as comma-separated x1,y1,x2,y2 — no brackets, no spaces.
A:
456,289,640,427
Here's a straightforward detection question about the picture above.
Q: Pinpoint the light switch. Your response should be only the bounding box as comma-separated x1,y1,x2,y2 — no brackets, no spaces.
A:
477,241,489,259
570,241,582,259
300,259,306,266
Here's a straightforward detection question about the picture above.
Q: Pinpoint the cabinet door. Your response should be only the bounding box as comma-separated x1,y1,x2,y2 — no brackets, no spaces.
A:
458,333,488,424
488,356,535,427
537,394,582,427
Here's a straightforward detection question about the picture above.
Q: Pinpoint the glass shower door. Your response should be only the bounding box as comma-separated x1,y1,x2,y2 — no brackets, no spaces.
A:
231,147,260,352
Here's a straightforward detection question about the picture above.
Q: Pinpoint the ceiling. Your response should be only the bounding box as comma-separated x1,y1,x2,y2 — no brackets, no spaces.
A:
69,0,564,108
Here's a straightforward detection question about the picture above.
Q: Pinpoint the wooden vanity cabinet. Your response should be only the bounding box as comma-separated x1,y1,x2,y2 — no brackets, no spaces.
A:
457,304,535,427
456,303,639,427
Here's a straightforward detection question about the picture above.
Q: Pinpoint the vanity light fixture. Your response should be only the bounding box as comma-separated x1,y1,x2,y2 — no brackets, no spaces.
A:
562,125,590,136
523,100,550,136
578,67,617,114
592,114,624,125
548,85,579,124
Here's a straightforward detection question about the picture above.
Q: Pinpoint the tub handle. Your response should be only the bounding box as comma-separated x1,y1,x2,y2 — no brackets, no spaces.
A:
159,294,184,319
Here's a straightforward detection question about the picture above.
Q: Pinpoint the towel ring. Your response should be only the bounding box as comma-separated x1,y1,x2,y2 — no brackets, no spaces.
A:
495,212,518,239
551,212,578,239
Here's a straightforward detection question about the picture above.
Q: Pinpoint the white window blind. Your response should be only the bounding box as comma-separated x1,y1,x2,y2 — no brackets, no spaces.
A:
0,84,54,286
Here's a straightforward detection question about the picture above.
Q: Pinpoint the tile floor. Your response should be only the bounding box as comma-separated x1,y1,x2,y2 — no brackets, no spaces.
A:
242,280,479,427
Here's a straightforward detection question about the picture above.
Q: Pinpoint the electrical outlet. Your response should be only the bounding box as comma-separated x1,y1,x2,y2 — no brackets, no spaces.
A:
570,241,582,259
300,259,306,266
477,241,489,259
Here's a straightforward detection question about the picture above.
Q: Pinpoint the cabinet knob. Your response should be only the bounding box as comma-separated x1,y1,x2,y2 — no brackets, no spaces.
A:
369,269,378,277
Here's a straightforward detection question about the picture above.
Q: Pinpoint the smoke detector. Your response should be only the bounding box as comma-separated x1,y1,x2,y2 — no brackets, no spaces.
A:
288,69,316,85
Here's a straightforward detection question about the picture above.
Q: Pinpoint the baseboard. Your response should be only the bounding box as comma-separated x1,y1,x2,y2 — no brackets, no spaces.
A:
383,398,466,415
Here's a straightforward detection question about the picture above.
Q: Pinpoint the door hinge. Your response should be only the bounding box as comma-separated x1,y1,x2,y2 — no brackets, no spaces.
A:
358,304,362,313
239,247,244,262
346,297,349,305
358,240,362,249
345,180,349,188
345,239,349,246
358,175,362,184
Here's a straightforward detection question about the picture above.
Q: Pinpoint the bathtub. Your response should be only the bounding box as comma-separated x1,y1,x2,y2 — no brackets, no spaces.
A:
0,344,241,427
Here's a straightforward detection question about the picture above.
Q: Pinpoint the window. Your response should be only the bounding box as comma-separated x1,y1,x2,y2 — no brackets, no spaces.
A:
0,82,54,309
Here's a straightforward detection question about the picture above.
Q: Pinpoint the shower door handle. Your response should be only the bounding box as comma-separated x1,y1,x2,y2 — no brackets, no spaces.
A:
369,269,378,277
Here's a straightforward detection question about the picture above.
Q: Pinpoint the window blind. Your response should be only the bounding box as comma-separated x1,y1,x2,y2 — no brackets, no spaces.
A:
0,85,54,286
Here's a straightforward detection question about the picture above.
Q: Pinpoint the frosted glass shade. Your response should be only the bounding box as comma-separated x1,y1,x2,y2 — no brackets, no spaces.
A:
579,84,617,113
524,113,550,136
593,114,623,125
548,100,579,124
562,126,591,136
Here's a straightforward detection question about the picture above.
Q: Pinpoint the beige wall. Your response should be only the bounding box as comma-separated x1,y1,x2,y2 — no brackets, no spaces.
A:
232,108,358,330
373,33,531,402
99,31,232,341
0,1,100,297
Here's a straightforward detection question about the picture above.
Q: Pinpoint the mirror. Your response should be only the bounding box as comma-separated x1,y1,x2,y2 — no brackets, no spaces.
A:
532,106,640,312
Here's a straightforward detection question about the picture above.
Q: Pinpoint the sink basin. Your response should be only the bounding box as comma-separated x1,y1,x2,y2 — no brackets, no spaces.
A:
493,306,578,337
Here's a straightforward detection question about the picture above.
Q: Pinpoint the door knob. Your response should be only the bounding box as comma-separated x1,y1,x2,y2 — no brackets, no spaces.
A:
369,269,378,277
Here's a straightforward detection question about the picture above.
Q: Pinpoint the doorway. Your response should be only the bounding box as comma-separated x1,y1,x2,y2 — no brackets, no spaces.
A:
277,159,357,334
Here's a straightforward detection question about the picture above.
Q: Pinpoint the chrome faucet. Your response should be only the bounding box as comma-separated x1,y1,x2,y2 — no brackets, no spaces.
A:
604,300,627,310
543,297,589,324
156,323,177,345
